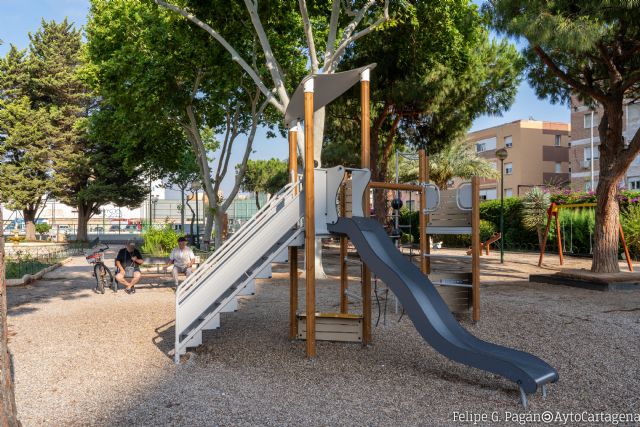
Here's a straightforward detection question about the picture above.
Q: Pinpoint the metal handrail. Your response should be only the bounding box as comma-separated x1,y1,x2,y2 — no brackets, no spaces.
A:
177,185,302,303
177,180,301,298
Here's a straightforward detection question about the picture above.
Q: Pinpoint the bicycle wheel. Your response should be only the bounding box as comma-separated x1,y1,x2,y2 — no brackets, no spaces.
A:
94,264,105,294
104,266,116,293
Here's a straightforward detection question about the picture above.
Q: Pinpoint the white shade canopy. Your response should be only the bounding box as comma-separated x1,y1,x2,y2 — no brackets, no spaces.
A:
284,64,376,126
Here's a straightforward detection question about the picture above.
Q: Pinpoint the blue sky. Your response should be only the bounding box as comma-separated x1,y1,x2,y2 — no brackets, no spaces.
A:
0,0,570,194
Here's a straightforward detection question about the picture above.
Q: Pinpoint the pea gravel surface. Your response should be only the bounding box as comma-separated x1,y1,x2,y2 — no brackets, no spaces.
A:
7,249,640,426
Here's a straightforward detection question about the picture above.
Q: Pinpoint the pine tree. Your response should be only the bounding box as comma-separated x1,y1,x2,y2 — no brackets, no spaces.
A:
487,0,640,273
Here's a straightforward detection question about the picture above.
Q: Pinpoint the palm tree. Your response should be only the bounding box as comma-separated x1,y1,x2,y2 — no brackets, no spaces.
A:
398,138,499,189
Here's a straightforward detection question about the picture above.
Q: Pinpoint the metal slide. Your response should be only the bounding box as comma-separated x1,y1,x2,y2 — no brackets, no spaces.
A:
328,216,558,405
174,181,304,362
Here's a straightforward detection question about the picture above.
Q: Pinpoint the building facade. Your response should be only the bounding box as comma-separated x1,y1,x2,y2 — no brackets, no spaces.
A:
569,99,640,191
466,120,571,200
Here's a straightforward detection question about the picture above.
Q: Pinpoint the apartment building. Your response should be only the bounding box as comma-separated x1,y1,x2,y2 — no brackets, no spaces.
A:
466,120,571,200
569,99,640,191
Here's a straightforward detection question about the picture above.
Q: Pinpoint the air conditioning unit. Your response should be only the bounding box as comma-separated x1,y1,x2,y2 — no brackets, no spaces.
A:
581,160,591,169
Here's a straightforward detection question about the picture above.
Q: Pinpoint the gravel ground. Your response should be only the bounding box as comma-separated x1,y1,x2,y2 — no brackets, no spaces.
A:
7,248,640,426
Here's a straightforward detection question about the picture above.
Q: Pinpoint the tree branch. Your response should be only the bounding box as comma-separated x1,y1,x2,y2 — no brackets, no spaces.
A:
324,0,341,68
326,0,389,72
154,0,284,112
298,0,319,73
242,0,290,108
532,45,608,104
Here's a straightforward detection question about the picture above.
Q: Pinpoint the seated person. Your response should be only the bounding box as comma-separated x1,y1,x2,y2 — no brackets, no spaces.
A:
165,237,196,286
114,240,144,294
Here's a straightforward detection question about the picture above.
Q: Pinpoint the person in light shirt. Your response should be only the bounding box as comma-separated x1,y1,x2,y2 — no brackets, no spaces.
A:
165,237,196,286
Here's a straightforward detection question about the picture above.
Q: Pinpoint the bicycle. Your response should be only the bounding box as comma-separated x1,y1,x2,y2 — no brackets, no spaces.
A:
86,244,117,294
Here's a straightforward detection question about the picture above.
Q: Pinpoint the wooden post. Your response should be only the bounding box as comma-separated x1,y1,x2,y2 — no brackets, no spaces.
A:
555,211,564,265
471,176,481,322
419,149,428,275
339,182,348,313
538,204,555,267
288,125,299,340
619,224,634,272
303,79,316,358
360,68,372,346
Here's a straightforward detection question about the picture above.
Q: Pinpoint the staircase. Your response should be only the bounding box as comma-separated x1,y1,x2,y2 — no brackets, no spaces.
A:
174,181,304,361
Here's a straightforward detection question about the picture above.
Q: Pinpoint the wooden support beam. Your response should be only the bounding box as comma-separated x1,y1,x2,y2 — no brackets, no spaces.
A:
538,203,555,267
368,182,422,192
360,69,372,346
471,176,481,322
555,211,564,265
304,80,316,358
619,224,634,272
288,125,299,340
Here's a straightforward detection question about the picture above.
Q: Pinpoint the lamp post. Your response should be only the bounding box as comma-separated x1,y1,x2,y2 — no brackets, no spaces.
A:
151,196,159,226
192,180,201,248
496,148,508,264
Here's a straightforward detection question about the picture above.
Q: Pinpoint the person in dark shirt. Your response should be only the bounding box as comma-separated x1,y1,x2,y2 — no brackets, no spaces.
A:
115,240,144,294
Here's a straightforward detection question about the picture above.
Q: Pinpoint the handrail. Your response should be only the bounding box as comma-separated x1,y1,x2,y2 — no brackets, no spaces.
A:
177,181,299,298
177,186,303,304
177,180,301,299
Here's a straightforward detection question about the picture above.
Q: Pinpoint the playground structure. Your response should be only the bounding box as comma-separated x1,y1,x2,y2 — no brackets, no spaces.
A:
173,65,558,407
538,202,633,271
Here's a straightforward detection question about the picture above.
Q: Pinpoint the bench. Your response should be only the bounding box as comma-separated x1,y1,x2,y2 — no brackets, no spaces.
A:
142,256,202,274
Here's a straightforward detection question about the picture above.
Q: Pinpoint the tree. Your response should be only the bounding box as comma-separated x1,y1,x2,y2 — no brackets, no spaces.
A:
521,187,551,249
240,158,289,209
163,149,201,233
323,1,522,221
486,0,640,273
0,43,54,241
86,0,279,249
397,139,499,189
0,206,20,426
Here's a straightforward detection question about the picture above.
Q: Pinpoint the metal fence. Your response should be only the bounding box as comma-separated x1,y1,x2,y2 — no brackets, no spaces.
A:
4,238,99,280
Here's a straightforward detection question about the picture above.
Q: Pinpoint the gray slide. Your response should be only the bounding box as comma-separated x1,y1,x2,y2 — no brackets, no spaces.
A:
328,216,558,401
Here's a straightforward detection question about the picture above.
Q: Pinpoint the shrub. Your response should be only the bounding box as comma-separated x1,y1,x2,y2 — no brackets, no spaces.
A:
479,220,496,242
35,223,52,234
521,187,551,247
622,204,640,259
141,224,184,256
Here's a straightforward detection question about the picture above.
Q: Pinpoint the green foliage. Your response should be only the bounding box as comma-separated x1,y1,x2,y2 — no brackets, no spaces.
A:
141,224,184,256
35,223,52,234
557,208,595,255
479,220,496,242
621,205,640,258
323,0,523,173
240,158,289,207
480,197,538,247
398,139,499,188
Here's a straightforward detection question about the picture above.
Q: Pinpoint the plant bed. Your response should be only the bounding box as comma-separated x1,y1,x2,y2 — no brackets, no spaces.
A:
530,269,640,291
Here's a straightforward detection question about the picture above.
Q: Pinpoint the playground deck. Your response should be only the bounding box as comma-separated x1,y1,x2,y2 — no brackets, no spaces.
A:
6,249,640,426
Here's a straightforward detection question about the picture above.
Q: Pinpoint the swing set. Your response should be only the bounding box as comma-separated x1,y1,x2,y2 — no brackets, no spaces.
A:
537,202,633,271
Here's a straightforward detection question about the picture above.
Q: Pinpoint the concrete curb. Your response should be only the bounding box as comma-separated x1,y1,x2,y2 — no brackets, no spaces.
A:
6,257,74,287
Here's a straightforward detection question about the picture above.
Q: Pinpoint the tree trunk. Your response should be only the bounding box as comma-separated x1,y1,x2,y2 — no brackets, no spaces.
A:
202,199,214,251
76,204,92,242
0,208,21,426
592,175,621,272
592,101,627,273
255,191,261,209
22,209,37,241
214,208,224,251
185,194,195,244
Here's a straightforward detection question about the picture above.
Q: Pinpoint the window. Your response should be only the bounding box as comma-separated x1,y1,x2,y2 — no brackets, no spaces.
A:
479,189,497,200
584,146,600,161
505,162,513,175
490,162,497,170
505,188,513,197
628,176,640,190
475,137,497,153
554,135,561,146
584,112,599,128
555,162,562,173
584,181,598,191
504,135,513,148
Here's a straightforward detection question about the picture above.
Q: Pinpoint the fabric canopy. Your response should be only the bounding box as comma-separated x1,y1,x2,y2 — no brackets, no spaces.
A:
284,64,376,126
